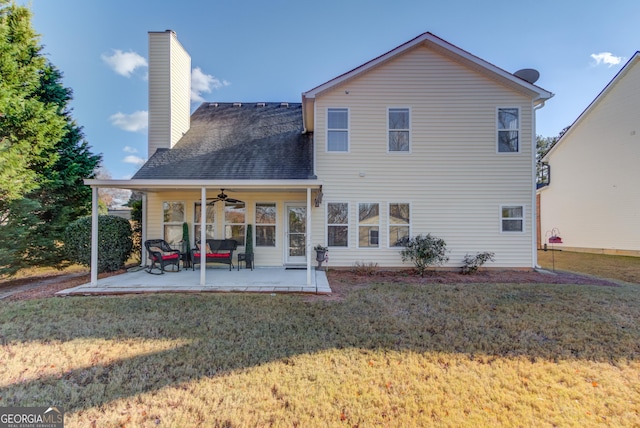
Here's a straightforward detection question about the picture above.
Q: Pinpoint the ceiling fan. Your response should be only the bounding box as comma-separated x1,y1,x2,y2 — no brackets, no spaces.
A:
207,189,243,204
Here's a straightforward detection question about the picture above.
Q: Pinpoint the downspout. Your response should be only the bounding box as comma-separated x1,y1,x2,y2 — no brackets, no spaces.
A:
532,99,546,269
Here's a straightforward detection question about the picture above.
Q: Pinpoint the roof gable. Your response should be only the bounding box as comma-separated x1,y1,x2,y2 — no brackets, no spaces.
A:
544,52,640,160
301,32,553,131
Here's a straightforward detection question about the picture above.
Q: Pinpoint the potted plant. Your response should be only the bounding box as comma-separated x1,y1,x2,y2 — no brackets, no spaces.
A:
314,244,328,269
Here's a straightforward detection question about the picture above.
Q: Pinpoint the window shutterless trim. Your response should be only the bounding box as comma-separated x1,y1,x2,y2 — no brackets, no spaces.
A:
326,107,350,153
500,204,525,233
387,202,411,247
387,107,411,153
496,107,520,154
255,202,277,247
326,201,349,248
357,202,380,249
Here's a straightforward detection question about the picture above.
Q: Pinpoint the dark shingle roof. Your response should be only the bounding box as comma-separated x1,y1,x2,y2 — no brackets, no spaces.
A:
133,102,314,180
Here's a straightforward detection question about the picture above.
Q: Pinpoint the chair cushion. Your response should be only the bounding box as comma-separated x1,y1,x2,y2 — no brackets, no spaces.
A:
152,253,180,262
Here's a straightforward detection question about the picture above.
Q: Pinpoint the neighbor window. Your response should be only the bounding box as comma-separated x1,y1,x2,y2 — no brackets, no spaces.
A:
327,202,348,247
256,203,276,247
225,201,246,245
358,203,379,248
501,205,524,232
163,201,185,245
388,108,410,152
327,108,349,152
389,203,410,246
498,108,519,152
194,202,215,242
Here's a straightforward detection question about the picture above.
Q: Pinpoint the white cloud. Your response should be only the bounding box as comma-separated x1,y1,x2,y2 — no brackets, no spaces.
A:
102,49,148,77
109,111,148,132
590,52,624,67
191,67,230,102
123,155,146,166
123,146,138,153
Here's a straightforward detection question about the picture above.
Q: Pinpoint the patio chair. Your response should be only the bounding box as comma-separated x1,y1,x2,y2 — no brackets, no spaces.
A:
145,239,181,274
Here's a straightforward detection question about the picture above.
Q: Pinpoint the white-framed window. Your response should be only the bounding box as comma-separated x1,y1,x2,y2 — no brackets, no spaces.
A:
225,201,246,245
327,108,349,152
497,107,520,153
389,203,410,247
256,203,276,247
501,205,524,232
194,202,215,242
388,108,410,152
327,202,349,247
162,201,185,245
358,203,379,248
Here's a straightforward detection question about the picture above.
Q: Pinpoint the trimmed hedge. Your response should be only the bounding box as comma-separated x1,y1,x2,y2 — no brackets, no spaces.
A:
64,215,133,272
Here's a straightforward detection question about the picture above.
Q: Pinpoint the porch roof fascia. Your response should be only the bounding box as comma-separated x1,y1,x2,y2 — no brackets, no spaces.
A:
84,178,322,191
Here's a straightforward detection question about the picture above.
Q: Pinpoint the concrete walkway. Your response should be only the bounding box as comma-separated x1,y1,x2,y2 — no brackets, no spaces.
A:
56,267,331,296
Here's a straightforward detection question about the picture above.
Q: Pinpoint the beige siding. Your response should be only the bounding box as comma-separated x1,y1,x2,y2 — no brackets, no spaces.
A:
313,45,536,268
540,57,640,254
148,31,191,156
146,190,308,267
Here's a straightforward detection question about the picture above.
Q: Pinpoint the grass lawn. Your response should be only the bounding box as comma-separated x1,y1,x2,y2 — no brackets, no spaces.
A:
1,272,639,426
538,249,640,284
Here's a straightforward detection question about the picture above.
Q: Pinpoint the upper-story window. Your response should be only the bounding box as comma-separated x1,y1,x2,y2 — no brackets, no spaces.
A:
388,108,410,152
497,108,519,153
327,108,349,152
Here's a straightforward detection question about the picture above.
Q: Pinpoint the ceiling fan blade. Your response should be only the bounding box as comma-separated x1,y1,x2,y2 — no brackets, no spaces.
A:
225,198,243,204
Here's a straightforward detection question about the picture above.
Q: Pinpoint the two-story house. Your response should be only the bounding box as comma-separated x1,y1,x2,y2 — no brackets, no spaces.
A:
86,30,553,285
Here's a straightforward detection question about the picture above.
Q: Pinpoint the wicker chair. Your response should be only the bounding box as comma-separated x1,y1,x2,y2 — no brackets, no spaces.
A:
145,239,181,274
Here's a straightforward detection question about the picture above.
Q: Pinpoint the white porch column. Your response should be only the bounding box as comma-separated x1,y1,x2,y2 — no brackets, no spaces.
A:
200,187,207,286
306,187,312,286
90,186,98,286
141,193,147,267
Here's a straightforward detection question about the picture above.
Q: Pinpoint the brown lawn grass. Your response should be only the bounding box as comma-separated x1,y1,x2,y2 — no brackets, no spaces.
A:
1,277,639,427
538,250,640,284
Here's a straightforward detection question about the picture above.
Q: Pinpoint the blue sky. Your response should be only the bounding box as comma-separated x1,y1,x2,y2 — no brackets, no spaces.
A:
22,0,640,179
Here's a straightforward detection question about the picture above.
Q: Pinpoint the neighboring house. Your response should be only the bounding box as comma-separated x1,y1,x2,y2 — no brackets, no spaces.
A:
86,30,553,284
538,52,640,256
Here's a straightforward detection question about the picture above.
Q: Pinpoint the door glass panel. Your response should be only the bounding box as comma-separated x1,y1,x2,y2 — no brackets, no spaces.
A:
287,206,306,259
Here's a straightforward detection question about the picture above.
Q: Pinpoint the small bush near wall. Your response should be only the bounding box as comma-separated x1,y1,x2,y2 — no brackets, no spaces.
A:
400,234,449,277
351,261,379,276
461,252,495,275
64,215,133,273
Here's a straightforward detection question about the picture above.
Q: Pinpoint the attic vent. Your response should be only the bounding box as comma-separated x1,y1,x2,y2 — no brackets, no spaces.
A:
280,102,289,108
233,102,242,107
256,102,266,107
209,103,219,107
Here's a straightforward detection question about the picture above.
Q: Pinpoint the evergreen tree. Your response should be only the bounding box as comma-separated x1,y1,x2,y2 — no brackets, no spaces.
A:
0,1,101,275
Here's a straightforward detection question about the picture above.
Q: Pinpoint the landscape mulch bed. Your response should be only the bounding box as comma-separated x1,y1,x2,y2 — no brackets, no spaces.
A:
0,268,619,302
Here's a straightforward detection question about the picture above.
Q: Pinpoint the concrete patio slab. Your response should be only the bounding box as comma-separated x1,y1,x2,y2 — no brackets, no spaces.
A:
56,267,331,296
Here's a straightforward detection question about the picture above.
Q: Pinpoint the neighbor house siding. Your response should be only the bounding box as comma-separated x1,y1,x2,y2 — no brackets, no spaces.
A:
148,31,191,156
539,56,640,255
312,45,536,268
146,190,308,267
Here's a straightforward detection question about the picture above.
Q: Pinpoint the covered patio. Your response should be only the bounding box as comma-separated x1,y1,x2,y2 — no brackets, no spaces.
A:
56,266,331,296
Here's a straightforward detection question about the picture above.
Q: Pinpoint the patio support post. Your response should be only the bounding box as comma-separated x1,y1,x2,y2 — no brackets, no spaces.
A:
306,187,312,286
141,193,147,267
90,186,98,286
200,187,207,286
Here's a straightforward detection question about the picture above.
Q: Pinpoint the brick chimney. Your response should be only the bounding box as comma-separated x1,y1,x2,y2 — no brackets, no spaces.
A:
147,30,191,155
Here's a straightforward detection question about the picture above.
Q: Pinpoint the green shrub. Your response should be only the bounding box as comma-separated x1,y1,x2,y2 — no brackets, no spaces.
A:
64,215,133,273
461,252,495,275
400,234,449,277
